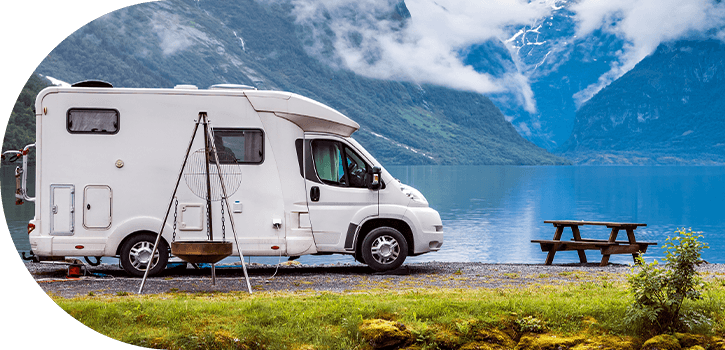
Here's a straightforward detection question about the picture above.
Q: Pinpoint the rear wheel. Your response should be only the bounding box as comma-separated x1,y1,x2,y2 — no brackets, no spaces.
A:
361,227,408,272
119,233,169,277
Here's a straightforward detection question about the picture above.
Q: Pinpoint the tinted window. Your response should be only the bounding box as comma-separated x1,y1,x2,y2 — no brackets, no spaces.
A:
312,140,369,188
344,146,368,188
67,109,119,134
210,128,264,164
312,140,345,185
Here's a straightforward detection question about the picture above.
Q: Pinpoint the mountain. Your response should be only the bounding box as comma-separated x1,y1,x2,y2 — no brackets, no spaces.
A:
2,74,50,160
463,0,621,151
559,40,725,165
30,0,567,166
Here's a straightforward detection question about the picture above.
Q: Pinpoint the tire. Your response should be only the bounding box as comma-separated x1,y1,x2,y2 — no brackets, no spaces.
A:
119,233,169,277
361,227,408,272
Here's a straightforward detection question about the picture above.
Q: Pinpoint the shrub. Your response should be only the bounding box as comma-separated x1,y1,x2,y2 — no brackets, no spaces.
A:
625,228,709,335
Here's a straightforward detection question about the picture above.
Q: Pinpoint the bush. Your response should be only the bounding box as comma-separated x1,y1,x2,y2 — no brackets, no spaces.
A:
625,228,709,335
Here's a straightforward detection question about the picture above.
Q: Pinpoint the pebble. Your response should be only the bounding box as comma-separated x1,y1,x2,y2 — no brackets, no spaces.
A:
26,261,725,298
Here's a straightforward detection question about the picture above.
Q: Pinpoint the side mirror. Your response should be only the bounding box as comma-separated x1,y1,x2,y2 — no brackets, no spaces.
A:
367,166,382,190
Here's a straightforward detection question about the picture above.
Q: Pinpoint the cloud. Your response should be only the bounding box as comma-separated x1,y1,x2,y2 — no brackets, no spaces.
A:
150,11,219,56
571,0,725,105
290,0,725,116
291,0,552,106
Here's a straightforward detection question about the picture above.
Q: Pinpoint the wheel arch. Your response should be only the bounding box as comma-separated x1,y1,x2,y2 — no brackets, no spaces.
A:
115,230,169,256
354,218,414,260
105,216,173,256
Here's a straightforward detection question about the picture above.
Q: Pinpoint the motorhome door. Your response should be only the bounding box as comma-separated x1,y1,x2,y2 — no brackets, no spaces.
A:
83,185,112,229
304,138,377,251
50,184,75,235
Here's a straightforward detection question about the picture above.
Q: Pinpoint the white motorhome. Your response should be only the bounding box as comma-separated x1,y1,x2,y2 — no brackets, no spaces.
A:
14,82,443,276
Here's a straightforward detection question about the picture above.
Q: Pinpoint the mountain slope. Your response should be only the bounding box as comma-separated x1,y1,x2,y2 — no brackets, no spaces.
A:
464,0,621,150
32,0,567,165
559,40,725,164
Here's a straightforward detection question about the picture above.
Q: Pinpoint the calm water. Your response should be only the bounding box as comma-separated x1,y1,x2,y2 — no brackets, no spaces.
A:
4,165,725,265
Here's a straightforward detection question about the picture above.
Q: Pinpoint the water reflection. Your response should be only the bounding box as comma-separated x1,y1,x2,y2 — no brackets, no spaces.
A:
4,165,724,265
391,165,725,265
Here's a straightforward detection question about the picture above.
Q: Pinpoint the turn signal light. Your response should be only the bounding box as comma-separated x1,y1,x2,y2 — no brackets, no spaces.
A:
27,223,35,234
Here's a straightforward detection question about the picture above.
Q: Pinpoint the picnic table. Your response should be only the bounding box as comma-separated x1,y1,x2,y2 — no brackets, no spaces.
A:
531,220,657,266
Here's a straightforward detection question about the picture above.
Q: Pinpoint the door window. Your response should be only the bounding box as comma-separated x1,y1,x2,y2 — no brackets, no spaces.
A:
312,140,345,185
344,146,368,188
312,140,369,188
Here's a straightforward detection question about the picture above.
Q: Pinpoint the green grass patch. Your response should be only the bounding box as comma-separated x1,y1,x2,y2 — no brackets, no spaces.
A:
53,283,725,350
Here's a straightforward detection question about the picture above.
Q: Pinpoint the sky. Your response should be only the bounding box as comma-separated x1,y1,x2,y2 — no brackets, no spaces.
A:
290,0,725,113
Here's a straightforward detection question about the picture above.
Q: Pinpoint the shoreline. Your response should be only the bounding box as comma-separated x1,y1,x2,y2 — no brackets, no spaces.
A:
26,261,725,298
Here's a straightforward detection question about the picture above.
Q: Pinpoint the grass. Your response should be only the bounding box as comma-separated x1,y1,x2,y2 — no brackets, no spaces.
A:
52,282,725,350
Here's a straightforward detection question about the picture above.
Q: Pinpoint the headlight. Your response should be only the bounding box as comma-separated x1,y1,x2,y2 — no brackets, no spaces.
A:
400,184,428,204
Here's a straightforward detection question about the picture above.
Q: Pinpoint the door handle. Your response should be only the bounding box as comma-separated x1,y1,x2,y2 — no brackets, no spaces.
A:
87,204,91,210
310,186,320,202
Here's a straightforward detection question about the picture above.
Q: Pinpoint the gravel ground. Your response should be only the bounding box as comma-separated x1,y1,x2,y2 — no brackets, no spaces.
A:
27,260,725,298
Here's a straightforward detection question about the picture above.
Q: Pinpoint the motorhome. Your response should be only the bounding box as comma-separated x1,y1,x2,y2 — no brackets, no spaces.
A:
12,82,444,276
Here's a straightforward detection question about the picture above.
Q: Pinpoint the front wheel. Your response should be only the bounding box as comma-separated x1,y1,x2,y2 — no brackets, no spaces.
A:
361,227,408,272
119,233,169,277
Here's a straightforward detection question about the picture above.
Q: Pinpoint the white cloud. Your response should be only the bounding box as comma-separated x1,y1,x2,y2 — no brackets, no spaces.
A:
517,122,532,136
571,0,725,105
291,0,552,106
290,0,725,116
151,11,218,56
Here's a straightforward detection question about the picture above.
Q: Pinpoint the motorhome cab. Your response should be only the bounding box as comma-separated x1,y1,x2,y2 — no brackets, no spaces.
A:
17,82,443,276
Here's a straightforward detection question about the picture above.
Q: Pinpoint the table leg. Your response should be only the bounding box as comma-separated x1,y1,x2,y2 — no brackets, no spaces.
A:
600,228,620,266
545,226,564,265
626,228,641,264
571,226,587,263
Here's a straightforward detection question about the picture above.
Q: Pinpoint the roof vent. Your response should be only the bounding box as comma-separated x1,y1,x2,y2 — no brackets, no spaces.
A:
174,84,198,90
71,80,113,88
209,84,257,91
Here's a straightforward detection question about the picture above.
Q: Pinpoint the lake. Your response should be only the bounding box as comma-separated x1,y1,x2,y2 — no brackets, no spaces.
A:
4,165,724,266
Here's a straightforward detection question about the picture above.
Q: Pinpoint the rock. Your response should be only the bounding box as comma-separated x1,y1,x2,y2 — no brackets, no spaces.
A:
711,336,725,350
430,327,463,349
358,319,413,349
673,333,708,348
570,335,637,350
474,328,516,349
460,342,507,350
642,334,682,350
515,333,585,350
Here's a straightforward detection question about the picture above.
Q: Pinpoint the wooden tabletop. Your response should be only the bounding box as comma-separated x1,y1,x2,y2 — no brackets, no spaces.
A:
544,220,647,227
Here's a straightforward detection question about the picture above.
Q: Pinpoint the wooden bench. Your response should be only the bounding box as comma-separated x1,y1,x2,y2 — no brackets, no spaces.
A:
532,220,657,266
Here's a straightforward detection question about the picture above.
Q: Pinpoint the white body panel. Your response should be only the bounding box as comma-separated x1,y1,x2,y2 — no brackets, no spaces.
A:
27,86,442,265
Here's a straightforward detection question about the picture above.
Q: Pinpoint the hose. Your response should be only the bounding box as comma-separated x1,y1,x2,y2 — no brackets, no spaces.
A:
84,256,102,266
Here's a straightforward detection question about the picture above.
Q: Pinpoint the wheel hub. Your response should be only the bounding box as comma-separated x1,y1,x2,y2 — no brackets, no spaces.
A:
379,244,392,257
137,248,152,264
370,235,400,265
130,241,158,269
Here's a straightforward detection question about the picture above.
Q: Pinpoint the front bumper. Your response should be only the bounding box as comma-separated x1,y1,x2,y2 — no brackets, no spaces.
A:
404,206,444,254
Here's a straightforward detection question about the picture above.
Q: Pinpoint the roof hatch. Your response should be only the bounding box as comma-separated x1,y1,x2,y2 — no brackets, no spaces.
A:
71,80,113,88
